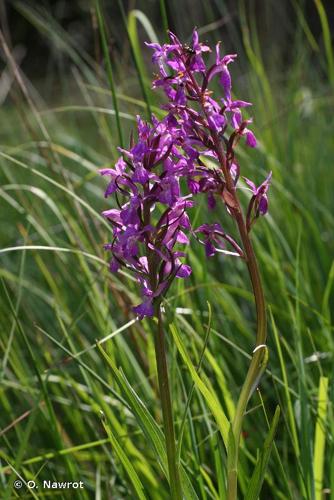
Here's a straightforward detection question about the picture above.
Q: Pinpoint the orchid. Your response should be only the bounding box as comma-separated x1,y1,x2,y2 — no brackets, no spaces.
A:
102,29,271,500
102,29,272,319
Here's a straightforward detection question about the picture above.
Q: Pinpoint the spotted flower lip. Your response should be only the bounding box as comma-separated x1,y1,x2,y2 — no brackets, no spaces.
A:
102,29,271,317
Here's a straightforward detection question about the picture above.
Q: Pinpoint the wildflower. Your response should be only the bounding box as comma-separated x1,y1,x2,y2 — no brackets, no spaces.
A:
102,29,271,316
101,30,271,499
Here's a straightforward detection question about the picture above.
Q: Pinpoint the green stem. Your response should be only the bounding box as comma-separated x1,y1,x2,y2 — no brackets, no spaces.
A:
154,305,183,499
159,0,169,39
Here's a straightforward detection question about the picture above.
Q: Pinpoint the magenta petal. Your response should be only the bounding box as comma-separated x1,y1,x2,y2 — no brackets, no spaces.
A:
110,258,120,273
232,110,242,129
207,63,224,83
208,112,225,132
230,100,252,109
263,171,273,185
258,195,268,215
177,230,190,244
243,177,257,193
208,193,216,210
133,300,154,319
132,165,149,183
99,168,115,176
167,59,184,72
102,209,122,222
176,264,192,278
220,66,232,99
104,182,117,197
205,241,216,257
245,130,257,148
192,29,199,48
174,88,187,105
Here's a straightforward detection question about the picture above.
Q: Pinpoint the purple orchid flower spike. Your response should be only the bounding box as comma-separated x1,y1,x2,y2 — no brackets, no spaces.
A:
103,30,271,317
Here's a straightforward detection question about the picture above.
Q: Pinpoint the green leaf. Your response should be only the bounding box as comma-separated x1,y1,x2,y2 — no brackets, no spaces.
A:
313,376,329,500
170,322,229,448
314,0,334,85
245,406,280,500
101,414,147,500
97,344,199,500
270,308,300,458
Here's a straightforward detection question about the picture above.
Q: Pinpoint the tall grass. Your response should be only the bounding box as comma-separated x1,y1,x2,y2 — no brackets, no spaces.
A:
0,1,333,498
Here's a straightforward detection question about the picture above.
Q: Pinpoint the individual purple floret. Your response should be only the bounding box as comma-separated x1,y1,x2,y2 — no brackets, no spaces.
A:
244,171,272,230
102,29,271,317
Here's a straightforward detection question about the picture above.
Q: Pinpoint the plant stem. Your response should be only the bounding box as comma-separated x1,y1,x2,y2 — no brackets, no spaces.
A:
210,130,268,499
154,305,183,499
165,64,266,497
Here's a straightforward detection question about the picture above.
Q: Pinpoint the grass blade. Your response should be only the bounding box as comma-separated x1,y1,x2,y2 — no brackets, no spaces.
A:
95,0,124,148
159,0,169,38
313,376,329,500
170,322,229,448
314,0,334,85
270,308,300,458
97,343,199,499
245,406,280,500
101,413,147,500
116,0,152,117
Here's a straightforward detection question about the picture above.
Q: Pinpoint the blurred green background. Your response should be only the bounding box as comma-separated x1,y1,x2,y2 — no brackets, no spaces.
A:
0,1,333,499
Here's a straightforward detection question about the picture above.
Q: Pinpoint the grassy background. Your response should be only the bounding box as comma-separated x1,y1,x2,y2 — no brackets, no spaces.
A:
0,1,333,498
